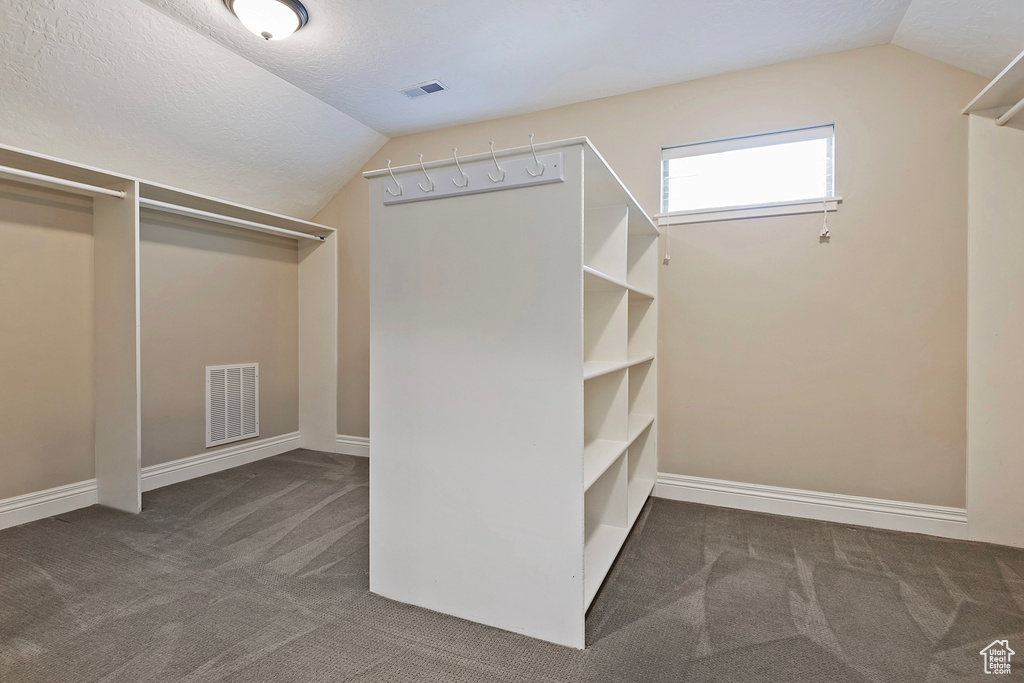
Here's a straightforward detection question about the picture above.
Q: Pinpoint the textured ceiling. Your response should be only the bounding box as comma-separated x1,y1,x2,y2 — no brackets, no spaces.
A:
893,0,1024,78
0,0,385,217
140,0,915,137
1,0,1020,219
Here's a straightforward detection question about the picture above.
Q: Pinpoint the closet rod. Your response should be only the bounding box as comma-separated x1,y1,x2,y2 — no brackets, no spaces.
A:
139,198,326,242
0,165,126,199
996,96,1024,126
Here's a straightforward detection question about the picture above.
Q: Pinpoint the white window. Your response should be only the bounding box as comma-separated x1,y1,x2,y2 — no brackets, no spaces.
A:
660,124,837,224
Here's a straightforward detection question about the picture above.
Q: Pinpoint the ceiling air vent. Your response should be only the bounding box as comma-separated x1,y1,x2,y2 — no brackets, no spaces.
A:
400,80,448,99
206,363,259,448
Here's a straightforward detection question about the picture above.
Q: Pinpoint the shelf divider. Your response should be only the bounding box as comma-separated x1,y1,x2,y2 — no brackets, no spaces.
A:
584,266,655,300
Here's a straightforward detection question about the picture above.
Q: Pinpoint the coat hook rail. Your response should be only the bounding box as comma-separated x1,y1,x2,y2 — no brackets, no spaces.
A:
380,149,563,205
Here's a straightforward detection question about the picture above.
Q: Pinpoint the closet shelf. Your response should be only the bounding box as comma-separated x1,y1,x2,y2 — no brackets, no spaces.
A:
963,48,1024,121
0,164,127,199
583,355,655,381
584,440,627,491
583,266,656,299
628,414,655,443
583,415,655,492
584,524,628,608
140,198,326,242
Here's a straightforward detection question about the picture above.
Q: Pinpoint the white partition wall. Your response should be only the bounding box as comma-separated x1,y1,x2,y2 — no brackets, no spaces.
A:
963,50,1024,547
365,138,659,648
299,233,339,451
93,180,142,512
966,112,1024,547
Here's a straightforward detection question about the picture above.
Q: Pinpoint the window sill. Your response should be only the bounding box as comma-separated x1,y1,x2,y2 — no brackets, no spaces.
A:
656,196,842,226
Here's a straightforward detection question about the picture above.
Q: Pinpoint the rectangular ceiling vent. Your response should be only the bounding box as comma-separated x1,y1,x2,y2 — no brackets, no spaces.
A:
400,80,448,99
206,363,259,448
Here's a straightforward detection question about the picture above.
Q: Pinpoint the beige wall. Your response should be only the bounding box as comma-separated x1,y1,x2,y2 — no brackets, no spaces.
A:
0,182,95,499
967,112,1024,545
140,216,299,468
318,45,984,507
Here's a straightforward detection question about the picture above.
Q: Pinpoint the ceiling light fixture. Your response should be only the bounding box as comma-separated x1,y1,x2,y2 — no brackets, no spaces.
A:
225,0,308,41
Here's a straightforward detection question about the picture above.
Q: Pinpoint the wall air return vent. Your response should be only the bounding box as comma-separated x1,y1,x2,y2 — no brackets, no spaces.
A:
399,80,448,99
206,363,259,448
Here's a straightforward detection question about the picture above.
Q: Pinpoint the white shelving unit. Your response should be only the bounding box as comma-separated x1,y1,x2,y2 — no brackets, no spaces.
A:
365,137,658,649
0,143,338,511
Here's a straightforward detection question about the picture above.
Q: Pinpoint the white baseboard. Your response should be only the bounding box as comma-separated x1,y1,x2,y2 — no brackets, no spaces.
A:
0,432,301,531
0,479,98,531
336,434,369,458
141,431,301,492
655,473,968,540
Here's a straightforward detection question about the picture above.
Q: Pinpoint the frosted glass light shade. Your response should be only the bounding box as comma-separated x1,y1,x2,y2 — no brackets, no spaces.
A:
227,0,308,41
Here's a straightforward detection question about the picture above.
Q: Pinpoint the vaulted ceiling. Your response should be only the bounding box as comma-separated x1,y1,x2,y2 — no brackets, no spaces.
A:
1,0,1020,218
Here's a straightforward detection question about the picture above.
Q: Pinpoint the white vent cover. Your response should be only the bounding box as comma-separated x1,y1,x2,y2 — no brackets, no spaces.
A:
399,79,448,99
206,363,259,448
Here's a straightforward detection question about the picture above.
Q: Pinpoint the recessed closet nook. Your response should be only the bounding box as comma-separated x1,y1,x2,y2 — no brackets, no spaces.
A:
0,142,337,520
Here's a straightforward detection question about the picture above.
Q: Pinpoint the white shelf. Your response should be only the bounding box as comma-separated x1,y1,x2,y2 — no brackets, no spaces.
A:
583,440,627,491
628,414,655,442
583,415,654,492
584,266,655,300
963,48,1024,115
583,354,655,381
584,524,628,608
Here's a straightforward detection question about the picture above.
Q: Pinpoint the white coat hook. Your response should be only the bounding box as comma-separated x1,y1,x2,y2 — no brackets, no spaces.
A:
487,142,506,182
417,154,435,192
452,148,469,187
386,160,403,197
526,134,545,177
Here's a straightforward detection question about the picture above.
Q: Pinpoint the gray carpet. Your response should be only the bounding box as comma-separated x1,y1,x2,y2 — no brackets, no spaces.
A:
2,449,1023,682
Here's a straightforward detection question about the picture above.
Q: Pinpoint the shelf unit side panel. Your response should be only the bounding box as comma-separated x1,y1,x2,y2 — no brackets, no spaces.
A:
93,180,142,513
628,227,658,525
368,147,586,649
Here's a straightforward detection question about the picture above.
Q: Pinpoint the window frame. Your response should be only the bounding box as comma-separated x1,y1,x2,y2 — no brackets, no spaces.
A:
657,124,841,227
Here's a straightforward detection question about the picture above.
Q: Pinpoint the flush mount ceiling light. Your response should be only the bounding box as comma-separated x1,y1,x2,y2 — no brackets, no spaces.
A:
225,0,308,41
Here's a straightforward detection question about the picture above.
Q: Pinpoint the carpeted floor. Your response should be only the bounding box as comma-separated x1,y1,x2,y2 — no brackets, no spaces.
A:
2,449,1023,682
